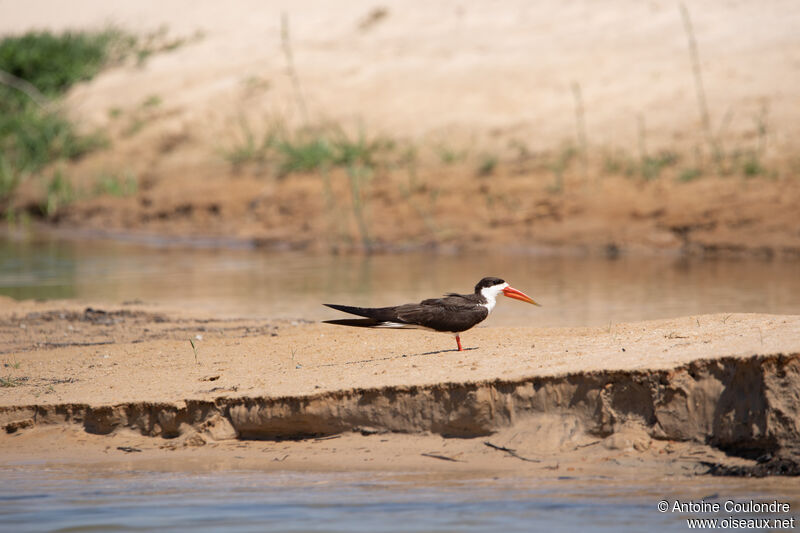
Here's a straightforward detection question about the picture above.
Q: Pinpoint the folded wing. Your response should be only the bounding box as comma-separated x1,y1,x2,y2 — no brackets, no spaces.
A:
323,295,489,333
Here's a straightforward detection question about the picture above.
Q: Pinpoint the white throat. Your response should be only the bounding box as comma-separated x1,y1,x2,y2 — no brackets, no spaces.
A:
480,282,508,313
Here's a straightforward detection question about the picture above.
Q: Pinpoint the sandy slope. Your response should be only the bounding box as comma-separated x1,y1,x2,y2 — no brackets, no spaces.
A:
3,1,800,255
2,0,799,151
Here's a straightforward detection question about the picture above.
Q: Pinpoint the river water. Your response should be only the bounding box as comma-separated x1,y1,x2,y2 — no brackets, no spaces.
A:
1,235,799,532
1,467,798,533
1,236,798,326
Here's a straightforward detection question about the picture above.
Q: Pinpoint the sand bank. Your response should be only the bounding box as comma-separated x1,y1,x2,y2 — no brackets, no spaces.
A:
1,299,799,476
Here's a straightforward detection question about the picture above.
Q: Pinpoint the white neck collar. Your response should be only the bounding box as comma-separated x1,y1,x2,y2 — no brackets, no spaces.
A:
480,282,508,312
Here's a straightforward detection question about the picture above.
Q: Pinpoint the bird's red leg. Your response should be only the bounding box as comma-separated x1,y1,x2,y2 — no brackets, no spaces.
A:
455,335,462,351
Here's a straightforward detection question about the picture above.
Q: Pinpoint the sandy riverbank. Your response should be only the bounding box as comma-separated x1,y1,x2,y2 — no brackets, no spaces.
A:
1,298,799,476
3,1,800,256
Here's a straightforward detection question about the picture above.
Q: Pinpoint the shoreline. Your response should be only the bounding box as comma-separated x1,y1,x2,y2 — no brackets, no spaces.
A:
5,220,800,260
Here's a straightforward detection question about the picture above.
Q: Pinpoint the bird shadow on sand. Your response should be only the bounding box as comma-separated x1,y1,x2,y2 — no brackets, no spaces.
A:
417,347,478,356
312,347,477,368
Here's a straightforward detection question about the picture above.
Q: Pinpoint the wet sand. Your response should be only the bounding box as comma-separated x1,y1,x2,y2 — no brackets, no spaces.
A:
0,423,759,480
1,298,799,477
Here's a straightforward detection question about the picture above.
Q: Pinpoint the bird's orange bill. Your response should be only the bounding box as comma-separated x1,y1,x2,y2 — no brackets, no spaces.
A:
502,286,541,306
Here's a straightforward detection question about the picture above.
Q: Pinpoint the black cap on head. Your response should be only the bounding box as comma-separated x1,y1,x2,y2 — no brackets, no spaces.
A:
474,277,506,293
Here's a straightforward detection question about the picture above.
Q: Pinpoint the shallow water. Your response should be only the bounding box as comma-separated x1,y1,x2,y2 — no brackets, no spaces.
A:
1,467,797,533
0,236,798,326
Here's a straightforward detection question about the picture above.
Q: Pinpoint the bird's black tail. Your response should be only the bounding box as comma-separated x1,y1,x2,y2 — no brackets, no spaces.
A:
323,303,400,322
323,318,381,328
323,303,374,317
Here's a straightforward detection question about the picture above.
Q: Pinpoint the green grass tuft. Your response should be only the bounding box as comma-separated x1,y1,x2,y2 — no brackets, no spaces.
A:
477,155,497,177
0,27,188,210
677,168,702,182
94,171,138,197
276,136,334,175
741,152,765,178
640,151,679,180
0,376,22,387
42,169,74,217
0,29,131,207
225,120,393,179
435,145,467,165
547,144,578,193
0,30,122,101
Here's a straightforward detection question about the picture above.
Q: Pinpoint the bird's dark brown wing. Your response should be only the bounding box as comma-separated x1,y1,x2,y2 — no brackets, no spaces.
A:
324,293,488,333
394,294,488,332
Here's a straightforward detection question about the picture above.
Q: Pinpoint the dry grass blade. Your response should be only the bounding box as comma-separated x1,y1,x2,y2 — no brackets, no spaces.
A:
421,452,462,462
680,3,717,160
484,441,541,463
0,69,47,107
281,12,310,126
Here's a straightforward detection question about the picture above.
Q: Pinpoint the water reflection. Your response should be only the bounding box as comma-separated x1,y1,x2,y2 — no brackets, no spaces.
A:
0,237,797,326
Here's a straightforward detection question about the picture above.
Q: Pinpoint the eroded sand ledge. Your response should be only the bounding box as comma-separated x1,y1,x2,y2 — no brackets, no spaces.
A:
4,354,799,451
1,301,799,475
3,353,799,454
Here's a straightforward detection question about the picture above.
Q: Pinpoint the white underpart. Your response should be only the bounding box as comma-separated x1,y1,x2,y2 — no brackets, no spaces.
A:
376,322,449,334
480,282,509,313
375,322,437,332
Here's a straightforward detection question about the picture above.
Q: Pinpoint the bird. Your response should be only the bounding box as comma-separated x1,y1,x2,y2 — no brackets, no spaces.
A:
322,277,540,351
